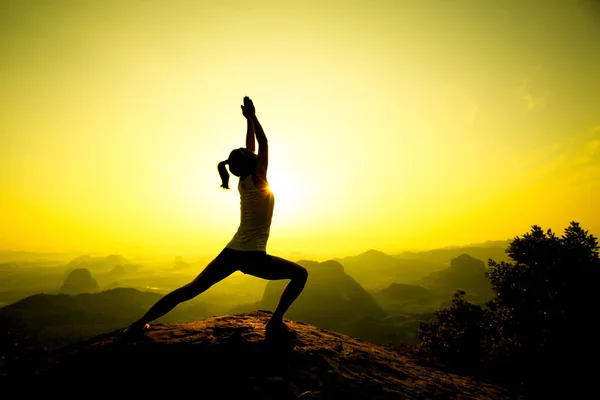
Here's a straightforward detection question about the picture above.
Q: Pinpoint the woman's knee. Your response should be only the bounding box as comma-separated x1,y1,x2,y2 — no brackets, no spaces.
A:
293,265,308,284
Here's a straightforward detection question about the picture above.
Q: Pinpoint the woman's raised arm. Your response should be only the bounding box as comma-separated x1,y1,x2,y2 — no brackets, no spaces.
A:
243,97,268,175
241,97,256,152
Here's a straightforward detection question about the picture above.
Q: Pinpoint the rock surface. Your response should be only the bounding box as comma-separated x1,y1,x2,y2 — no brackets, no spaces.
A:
11,311,523,398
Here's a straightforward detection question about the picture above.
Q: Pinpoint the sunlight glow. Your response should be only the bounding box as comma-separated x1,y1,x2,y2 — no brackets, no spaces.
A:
267,166,308,225
1,0,599,259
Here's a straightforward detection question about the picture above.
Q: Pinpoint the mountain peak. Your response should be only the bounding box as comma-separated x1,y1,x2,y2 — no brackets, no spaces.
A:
13,311,518,398
363,249,387,256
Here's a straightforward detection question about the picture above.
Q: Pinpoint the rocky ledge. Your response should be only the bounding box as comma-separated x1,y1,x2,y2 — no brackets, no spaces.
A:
9,311,522,399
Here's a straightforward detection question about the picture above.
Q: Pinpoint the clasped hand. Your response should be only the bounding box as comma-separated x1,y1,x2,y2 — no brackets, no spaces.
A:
241,96,255,118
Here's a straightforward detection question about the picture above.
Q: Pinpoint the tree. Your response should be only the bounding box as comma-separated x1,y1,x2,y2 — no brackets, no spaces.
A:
487,221,599,385
417,221,600,391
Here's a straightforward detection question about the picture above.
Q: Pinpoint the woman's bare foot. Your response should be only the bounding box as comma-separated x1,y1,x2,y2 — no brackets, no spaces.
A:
122,322,150,340
265,318,297,341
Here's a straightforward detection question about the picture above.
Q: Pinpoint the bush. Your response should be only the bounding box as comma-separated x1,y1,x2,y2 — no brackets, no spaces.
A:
418,289,496,369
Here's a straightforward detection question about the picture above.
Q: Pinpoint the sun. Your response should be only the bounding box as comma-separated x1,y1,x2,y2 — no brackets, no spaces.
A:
266,167,306,224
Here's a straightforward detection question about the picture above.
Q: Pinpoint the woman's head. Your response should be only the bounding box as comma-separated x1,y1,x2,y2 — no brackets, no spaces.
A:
217,148,258,189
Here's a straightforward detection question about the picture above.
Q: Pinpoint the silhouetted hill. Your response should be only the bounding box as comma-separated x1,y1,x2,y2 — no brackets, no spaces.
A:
108,264,126,277
420,254,493,301
0,288,213,353
372,283,444,313
3,311,521,398
345,283,442,346
172,255,190,270
335,250,443,290
258,260,385,333
346,314,433,346
59,268,99,294
65,254,129,272
376,283,438,301
395,241,511,266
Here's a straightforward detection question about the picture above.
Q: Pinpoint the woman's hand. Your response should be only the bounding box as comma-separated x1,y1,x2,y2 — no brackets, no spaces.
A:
241,96,255,118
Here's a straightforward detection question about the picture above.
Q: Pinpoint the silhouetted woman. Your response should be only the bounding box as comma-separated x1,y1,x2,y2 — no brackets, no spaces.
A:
123,96,308,340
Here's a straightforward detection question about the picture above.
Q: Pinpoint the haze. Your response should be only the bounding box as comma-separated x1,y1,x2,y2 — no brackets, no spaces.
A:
1,0,598,260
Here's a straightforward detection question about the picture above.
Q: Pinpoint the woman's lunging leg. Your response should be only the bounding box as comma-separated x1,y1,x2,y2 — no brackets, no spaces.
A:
245,255,308,326
126,255,235,333
133,285,197,327
271,272,307,322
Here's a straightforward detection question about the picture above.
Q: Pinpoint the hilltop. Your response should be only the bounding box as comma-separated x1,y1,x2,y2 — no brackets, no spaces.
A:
5,311,523,399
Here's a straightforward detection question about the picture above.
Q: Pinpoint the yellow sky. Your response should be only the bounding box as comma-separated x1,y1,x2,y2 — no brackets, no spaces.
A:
1,0,599,260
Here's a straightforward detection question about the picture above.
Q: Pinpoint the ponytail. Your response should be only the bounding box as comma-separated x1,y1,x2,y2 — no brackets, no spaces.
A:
218,161,230,189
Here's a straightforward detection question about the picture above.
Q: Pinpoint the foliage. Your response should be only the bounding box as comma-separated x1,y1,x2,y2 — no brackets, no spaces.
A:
417,221,600,389
418,290,496,368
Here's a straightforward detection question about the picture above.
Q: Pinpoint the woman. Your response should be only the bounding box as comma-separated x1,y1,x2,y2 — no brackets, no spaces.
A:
123,96,308,340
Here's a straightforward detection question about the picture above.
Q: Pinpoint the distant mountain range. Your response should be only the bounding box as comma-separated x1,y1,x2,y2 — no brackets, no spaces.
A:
332,239,510,292
334,249,442,291
0,239,513,265
418,254,493,301
393,240,511,266
0,244,504,357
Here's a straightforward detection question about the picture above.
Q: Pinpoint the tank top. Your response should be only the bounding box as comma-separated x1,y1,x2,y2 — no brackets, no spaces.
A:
225,174,275,252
